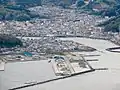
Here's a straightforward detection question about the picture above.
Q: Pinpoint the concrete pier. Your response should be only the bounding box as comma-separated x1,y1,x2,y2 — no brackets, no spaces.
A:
0,60,5,71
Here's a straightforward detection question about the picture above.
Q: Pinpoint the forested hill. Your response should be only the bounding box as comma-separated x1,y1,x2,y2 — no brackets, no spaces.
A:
3,0,120,16
0,0,41,21
1,0,120,10
0,0,120,32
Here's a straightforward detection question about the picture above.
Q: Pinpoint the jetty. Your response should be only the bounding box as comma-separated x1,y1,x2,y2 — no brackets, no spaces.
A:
0,60,5,71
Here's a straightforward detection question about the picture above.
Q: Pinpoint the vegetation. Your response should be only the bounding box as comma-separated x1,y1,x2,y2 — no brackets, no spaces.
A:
76,0,85,7
76,0,120,17
78,0,120,32
0,2,40,21
98,16,120,32
0,0,41,7
0,34,23,48
0,0,120,32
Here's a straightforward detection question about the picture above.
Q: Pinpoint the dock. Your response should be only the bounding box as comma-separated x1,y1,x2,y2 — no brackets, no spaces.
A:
0,60,5,71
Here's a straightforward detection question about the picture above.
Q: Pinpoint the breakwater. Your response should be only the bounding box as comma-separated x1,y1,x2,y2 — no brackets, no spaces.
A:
9,69,95,90
106,47,120,53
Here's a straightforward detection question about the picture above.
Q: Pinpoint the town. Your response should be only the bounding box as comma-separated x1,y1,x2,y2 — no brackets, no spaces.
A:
1,5,120,90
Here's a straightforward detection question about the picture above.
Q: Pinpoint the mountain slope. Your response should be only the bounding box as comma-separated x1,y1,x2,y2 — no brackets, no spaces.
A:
76,0,120,16
0,1,41,21
98,15,120,32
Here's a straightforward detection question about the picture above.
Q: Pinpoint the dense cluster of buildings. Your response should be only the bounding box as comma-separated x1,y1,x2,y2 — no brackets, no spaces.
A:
0,6,107,37
17,37,95,54
0,6,119,54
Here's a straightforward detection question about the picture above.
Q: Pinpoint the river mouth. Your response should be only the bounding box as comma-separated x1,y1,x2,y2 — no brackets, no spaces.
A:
1,37,120,90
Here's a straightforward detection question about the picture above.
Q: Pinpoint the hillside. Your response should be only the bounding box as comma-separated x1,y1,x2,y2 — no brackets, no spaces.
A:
90,0,120,32
98,16,120,32
76,0,120,17
0,2,40,21
1,0,120,10
0,0,120,32
76,0,120,33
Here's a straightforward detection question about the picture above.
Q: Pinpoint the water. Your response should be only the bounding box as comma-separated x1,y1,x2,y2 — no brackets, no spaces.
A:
1,38,120,90
0,60,57,90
